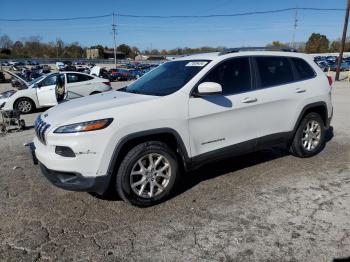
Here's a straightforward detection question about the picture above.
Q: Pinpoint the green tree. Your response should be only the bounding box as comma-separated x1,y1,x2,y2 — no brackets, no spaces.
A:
305,33,329,53
0,34,13,49
266,41,288,48
329,41,340,52
130,46,140,59
117,44,132,57
63,42,84,58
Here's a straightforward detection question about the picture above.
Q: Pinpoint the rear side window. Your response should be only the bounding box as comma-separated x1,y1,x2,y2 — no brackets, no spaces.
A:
201,57,251,95
292,58,316,81
67,73,93,83
255,57,293,88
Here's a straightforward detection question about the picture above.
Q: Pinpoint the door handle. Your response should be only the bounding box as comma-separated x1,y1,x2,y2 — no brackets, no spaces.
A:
241,97,258,103
296,88,306,93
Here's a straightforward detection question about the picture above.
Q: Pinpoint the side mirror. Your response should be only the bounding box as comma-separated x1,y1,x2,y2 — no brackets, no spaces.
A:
37,83,43,88
196,82,222,96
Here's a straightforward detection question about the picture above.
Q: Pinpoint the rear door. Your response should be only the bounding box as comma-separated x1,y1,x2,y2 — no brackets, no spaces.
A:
66,73,94,98
188,57,261,157
251,56,310,147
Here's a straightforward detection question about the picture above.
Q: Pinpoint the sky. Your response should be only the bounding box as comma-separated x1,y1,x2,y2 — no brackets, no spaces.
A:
0,0,347,51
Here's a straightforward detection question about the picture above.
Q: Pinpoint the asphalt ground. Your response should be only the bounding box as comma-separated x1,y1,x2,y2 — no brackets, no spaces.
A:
0,76,349,261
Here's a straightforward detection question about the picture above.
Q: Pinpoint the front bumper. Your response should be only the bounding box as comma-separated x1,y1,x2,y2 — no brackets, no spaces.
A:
39,163,110,194
29,142,111,194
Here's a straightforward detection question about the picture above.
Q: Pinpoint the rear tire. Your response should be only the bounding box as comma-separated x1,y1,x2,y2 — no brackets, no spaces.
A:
290,112,325,158
116,141,179,207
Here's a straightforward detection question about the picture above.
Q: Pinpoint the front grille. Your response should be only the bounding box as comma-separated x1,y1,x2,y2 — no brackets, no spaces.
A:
35,116,51,145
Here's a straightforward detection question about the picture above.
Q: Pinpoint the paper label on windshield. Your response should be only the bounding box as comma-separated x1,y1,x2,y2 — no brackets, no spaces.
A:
186,61,208,67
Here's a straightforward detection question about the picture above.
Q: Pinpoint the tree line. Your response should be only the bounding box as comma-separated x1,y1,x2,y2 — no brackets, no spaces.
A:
0,33,348,59
266,33,350,54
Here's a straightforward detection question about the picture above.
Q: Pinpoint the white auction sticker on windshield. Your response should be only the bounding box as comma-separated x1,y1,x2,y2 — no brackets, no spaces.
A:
185,61,208,67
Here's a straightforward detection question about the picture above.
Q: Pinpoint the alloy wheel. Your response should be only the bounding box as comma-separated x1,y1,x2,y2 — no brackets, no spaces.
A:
302,120,321,151
17,100,32,113
130,153,171,198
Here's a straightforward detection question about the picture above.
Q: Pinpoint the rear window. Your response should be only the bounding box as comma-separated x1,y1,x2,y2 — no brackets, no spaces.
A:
292,58,316,81
255,56,294,88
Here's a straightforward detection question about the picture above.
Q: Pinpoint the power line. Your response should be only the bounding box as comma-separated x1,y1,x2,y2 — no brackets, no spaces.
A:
0,14,112,22
0,7,345,22
117,8,345,19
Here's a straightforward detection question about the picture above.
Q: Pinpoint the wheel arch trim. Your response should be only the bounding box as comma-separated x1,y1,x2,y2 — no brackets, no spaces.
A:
107,128,191,176
293,101,328,134
14,96,37,111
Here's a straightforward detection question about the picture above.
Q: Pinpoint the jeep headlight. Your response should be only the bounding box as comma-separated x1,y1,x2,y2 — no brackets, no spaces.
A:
0,102,5,109
54,118,113,133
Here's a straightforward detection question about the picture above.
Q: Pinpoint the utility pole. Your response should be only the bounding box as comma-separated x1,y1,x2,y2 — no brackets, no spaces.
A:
336,0,350,81
291,9,298,48
112,12,117,68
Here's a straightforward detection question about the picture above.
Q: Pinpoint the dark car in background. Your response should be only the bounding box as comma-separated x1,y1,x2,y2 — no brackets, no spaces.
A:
108,68,132,81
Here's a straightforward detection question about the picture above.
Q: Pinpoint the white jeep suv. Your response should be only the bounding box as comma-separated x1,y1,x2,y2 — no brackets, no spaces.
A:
30,48,333,206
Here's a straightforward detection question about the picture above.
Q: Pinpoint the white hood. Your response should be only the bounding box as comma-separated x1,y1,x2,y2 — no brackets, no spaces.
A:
42,90,157,127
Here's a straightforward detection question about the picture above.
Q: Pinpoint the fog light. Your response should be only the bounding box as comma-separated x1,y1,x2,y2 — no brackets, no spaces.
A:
55,146,76,158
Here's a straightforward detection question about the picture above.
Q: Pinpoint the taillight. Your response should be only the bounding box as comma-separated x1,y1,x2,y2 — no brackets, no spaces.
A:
103,82,111,86
327,76,333,87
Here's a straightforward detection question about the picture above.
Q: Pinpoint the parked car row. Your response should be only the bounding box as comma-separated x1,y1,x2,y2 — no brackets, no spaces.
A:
92,63,159,82
314,55,350,72
1,60,40,66
55,61,93,74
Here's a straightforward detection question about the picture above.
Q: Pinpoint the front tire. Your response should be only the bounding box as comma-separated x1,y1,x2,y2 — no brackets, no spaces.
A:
14,98,34,114
116,141,179,207
290,112,325,158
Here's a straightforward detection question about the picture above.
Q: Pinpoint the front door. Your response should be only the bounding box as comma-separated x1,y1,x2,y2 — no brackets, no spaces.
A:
36,73,58,106
188,57,261,158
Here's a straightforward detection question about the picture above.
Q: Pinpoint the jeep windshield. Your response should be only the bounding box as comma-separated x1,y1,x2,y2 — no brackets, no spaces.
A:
124,60,210,96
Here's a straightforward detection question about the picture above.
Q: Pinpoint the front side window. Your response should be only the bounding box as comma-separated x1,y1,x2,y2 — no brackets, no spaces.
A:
40,74,57,87
255,56,294,88
125,60,209,96
200,57,251,95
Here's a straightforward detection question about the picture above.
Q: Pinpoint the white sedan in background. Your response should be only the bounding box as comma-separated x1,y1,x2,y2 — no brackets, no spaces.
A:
0,71,112,114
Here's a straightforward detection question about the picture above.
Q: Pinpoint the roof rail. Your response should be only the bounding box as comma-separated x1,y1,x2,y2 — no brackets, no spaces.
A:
218,47,298,56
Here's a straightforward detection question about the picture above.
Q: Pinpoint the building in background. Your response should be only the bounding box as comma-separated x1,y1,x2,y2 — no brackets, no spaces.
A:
86,49,126,59
102,50,126,59
86,49,99,59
